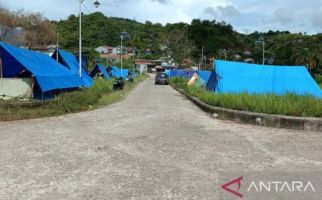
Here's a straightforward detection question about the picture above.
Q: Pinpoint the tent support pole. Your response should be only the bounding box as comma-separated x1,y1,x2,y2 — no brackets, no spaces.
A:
31,77,35,101
0,48,3,78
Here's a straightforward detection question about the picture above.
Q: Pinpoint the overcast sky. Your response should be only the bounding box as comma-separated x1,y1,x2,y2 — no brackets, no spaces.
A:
1,0,322,34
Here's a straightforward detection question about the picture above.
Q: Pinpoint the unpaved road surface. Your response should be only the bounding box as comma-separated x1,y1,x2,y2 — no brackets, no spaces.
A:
1,76,322,200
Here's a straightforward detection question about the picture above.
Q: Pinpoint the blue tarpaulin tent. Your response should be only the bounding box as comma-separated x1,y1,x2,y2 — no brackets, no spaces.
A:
111,66,129,78
0,42,83,92
206,60,322,98
52,50,93,87
169,69,195,79
90,64,111,79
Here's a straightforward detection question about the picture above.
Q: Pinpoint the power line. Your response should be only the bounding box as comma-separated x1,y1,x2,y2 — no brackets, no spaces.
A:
82,1,92,14
74,0,91,14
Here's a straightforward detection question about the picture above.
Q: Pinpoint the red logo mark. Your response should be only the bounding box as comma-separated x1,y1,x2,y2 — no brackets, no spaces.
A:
221,176,243,198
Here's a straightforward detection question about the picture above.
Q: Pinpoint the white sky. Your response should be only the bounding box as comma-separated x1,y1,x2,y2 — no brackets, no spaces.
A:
1,0,322,34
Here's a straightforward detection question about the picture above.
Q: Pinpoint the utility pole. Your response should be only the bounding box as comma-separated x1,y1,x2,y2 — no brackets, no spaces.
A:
222,49,227,61
201,46,204,70
258,36,265,65
78,0,100,77
262,39,265,65
79,0,84,77
120,34,123,78
56,33,59,61
120,30,130,78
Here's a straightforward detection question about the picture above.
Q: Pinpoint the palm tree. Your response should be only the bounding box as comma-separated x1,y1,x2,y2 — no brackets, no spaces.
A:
291,47,316,72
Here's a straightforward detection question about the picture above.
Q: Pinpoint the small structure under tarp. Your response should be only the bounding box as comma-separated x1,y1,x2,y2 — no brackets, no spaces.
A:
0,78,33,100
90,64,111,80
0,42,83,99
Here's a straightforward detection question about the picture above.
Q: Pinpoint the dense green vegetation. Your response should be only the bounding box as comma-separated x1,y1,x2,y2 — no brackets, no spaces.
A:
315,74,322,88
171,77,322,117
0,75,147,121
1,5,322,74
54,12,322,75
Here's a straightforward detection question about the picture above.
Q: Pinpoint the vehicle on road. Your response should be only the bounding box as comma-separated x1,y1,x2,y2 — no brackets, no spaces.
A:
155,73,169,85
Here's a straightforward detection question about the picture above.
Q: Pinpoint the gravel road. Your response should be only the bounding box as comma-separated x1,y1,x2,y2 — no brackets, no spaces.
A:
1,75,321,199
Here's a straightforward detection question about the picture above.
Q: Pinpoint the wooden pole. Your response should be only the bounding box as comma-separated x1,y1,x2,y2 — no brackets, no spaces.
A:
31,76,35,100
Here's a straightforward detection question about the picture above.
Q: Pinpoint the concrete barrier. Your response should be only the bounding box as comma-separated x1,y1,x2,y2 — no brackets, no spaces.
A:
176,88,322,132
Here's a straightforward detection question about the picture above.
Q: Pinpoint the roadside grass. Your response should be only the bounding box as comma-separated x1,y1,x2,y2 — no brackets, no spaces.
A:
0,74,148,121
171,77,322,117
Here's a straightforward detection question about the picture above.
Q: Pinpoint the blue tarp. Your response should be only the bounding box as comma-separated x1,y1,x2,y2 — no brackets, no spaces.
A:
206,60,322,98
169,69,195,79
197,70,211,83
128,71,139,78
0,42,83,92
111,66,129,78
53,50,93,87
90,64,111,79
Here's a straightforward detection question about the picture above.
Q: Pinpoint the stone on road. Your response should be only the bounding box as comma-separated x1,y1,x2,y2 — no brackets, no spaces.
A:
1,75,321,199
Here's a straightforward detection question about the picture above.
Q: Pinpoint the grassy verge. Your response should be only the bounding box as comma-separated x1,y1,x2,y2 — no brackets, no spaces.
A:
171,77,322,117
0,74,148,121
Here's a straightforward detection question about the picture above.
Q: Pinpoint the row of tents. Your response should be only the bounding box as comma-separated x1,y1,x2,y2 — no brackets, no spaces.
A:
169,60,322,98
0,42,132,100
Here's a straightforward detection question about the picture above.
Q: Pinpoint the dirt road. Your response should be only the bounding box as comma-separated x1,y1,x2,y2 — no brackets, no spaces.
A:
1,75,321,199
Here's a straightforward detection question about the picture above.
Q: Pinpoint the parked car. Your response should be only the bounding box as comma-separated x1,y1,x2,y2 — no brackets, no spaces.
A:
155,73,169,85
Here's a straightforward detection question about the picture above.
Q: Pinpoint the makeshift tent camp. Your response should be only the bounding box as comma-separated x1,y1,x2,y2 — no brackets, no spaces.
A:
52,50,93,87
169,69,195,79
111,66,129,78
0,42,83,93
206,60,322,98
90,64,111,79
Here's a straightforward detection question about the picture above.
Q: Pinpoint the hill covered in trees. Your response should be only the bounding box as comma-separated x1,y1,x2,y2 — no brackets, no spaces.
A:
0,6,321,74
54,12,247,64
54,12,322,73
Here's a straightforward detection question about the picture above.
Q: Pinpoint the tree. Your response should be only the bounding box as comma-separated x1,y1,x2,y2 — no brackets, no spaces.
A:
131,35,142,49
0,5,56,47
161,28,195,64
